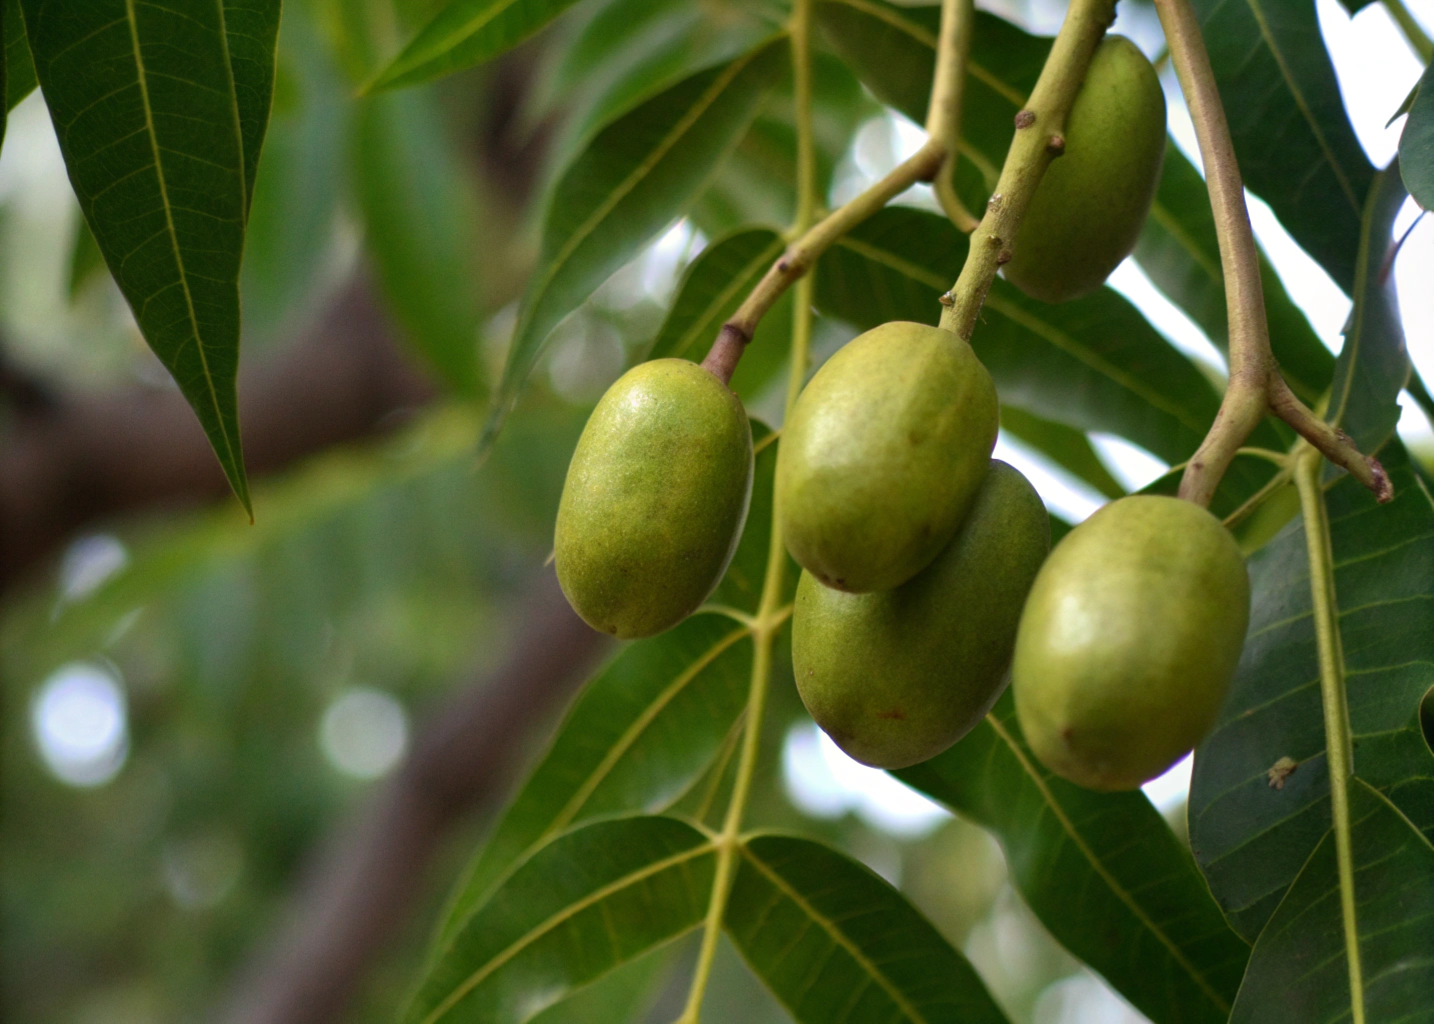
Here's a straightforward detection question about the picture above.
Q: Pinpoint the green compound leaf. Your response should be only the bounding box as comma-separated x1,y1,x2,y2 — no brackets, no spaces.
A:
1189,0,1374,293
21,0,283,513
354,86,484,396
812,205,1262,476
1403,63,1434,209
727,834,1011,1024
1229,779,1434,1023
434,427,779,944
1327,161,1412,457
368,0,586,94
901,690,1249,1024
815,0,1334,402
1189,444,1434,942
406,816,715,1024
481,40,785,453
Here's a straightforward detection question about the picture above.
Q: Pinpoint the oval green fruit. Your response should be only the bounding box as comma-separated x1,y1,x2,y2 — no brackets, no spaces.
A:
793,462,1050,769
777,321,998,593
555,358,753,639
1003,34,1166,303
1011,495,1250,791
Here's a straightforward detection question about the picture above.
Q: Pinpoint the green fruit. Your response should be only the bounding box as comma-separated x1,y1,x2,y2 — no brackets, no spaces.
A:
793,462,1050,769
1003,34,1166,303
555,358,753,639
777,321,999,593
1012,495,1250,791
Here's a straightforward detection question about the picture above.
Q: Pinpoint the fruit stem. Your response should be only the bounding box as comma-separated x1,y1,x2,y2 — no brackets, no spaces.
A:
1382,0,1433,62
1153,0,1392,509
701,140,942,383
1293,446,1366,1024
677,3,819,1016
928,0,980,233
936,0,1115,338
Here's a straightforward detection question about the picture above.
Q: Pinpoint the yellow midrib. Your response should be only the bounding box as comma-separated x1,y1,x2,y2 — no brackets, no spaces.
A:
124,0,241,481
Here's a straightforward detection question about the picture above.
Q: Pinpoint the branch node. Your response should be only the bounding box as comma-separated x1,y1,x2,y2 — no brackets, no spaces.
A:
1014,109,1037,129
939,291,955,307
1047,134,1066,154
996,249,1013,265
1369,458,1393,504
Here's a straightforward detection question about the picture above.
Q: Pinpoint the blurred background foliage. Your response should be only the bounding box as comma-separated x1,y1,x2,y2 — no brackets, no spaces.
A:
1,0,1431,1022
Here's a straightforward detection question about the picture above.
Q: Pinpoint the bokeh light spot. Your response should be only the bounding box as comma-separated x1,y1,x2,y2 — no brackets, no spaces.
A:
31,662,129,787
319,688,409,780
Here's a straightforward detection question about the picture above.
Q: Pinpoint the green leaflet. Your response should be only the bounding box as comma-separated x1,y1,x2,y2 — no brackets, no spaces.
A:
434,427,779,943
21,0,283,512
1189,0,1374,293
900,690,1249,1024
1229,779,1434,1023
1189,444,1434,941
727,834,1011,1024
811,206,1266,475
354,86,484,396
481,40,786,453
1327,161,1412,456
3,0,36,125
814,0,1334,403
369,0,587,93
407,816,716,1024
1403,63,1434,209
999,406,1126,500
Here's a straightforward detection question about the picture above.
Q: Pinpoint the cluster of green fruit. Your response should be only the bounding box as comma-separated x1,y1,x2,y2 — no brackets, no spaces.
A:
552,35,1250,793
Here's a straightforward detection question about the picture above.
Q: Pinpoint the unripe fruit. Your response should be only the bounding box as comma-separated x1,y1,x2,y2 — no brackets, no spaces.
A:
777,322,998,593
793,462,1050,769
555,359,753,639
1012,495,1250,791
1003,35,1166,303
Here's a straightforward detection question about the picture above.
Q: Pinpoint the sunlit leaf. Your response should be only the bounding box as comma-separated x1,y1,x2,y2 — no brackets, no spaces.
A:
1190,0,1374,293
1402,63,1434,209
1328,161,1411,455
369,0,587,93
482,41,785,451
901,690,1250,1024
406,816,716,1024
1229,779,1434,1023
727,834,1011,1023
435,427,779,941
354,86,484,395
21,0,283,511
1190,444,1434,941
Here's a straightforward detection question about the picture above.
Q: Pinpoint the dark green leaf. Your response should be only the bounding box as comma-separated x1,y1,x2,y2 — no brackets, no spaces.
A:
66,215,105,298
1190,444,1434,941
3,0,36,118
1402,63,1434,209
370,0,587,93
22,0,283,511
222,0,282,217
812,206,1248,471
1135,142,1334,405
1328,160,1411,455
999,406,1126,500
407,816,715,1024
528,942,675,1024
354,86,484,395
817,0,1331,406
1190,0,1374,292
1337,0,1377,12
726,834,1011,1024
1229,779,1434,1023
482,41,785,451
900,690,1249,1024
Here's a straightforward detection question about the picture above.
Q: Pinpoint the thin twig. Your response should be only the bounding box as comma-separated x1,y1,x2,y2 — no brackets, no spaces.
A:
1153,0,1391,508
928,0,980,233
937,0,1117,339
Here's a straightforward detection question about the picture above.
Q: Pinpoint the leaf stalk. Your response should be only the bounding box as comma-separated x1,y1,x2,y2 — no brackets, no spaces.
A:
928,0,980,232
1152,0,1391,508
1293,446,1365,1024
